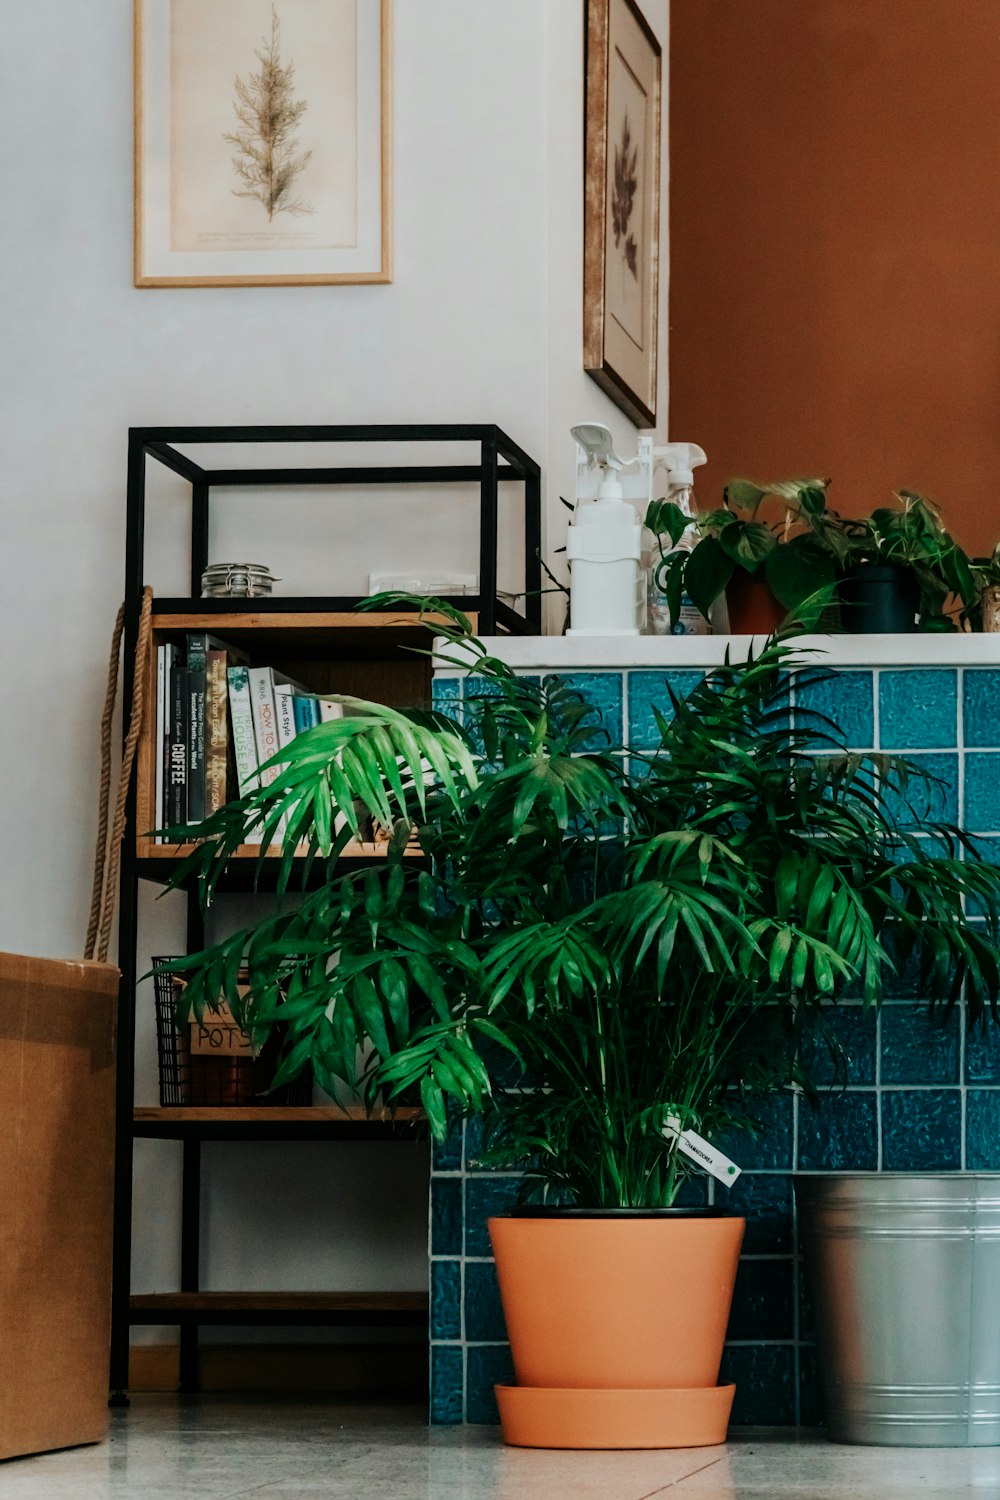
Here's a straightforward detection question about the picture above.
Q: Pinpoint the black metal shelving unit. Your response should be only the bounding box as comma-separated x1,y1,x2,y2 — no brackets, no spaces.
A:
110,424,541,1402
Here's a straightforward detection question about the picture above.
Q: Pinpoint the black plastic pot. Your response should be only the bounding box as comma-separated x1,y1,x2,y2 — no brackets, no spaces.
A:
838,564,920,633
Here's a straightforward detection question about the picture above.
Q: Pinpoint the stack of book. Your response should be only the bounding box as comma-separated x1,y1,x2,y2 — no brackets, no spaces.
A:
154,633,343,844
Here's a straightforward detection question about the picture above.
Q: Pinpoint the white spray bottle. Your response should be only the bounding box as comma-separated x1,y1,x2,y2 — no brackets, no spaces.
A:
566,425,644,635
643,442,709,635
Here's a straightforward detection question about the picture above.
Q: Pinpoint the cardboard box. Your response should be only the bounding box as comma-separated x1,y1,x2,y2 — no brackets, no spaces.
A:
0,951,119,1460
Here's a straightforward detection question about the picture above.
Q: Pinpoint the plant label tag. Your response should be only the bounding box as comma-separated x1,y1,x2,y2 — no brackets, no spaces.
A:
663,1116,742,1186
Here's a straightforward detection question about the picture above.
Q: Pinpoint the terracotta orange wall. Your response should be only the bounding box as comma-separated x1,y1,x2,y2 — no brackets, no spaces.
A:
669,0,1000,554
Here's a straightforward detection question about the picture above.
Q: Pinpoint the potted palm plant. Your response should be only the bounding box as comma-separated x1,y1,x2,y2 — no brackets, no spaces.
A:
163,601,1000,1450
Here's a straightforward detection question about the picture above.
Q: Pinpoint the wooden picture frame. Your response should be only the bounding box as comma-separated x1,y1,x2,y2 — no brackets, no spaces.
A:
134,0,392,287
583,0,661,427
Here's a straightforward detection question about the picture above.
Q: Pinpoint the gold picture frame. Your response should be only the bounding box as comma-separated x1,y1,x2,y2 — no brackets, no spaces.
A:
134,0,392,287
583,0,661,427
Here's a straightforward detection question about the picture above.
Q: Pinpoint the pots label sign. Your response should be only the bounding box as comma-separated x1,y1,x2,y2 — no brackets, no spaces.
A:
189,996,253,1057
663,1116,742,1186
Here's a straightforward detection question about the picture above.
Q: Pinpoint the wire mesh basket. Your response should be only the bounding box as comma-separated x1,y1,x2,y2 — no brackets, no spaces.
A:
152,957,312,1107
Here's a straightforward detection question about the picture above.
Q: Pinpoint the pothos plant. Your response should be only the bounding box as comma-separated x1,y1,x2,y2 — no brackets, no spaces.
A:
646,477,837,627
834,489,977,630
162,601,1000,1208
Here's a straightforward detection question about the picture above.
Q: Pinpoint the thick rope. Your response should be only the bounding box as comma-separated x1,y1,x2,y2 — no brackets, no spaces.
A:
85,604,125,958
86,587,154,963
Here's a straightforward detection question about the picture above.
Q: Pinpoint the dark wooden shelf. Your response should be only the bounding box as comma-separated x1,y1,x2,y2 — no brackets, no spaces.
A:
129,1290,428,1327
133,1106,426,1142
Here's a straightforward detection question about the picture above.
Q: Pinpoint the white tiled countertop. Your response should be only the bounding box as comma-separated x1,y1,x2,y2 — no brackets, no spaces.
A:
437,633,1000,672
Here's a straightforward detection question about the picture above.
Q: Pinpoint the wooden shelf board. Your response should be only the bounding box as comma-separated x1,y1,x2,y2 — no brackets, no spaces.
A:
129,1290,429,1326
134,1106,423,1124
132,1105,426,1141
151,608,469,632
136,839,404,862
131,1292,428,1313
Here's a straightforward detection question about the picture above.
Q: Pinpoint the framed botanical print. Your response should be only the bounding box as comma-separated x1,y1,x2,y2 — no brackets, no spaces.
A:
583,0,661,427
134,0,391,287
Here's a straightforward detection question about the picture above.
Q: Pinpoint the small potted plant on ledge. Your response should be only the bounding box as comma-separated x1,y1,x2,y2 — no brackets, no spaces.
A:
647,482,979,635
969,543,1000,632
647,477,837,633
162,601,1000,1450
828,489,976,632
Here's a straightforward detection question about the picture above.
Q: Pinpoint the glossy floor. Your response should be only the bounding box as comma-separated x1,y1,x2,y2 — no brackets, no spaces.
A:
2,1398,999,1499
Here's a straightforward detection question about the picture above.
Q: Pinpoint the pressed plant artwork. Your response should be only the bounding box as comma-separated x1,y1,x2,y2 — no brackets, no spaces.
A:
161,598,1000,1211
224,6,314,221
583,0,660,424
612,114,639,279
136,0,391,285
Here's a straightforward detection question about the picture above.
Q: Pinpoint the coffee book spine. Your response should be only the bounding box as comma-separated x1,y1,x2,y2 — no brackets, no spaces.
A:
186,666,206,824
167,652,189,830
154,645,166,843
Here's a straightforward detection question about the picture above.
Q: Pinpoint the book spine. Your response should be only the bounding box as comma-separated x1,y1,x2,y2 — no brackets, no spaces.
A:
318,699,345,723
227,667,259,798
227,666,262,846
154,645,165,844
292,696,320,733
274,688,298,753
204,650,229,816
168,652,189,830
248,667,280,789
186,632,209,672
186,664,206,824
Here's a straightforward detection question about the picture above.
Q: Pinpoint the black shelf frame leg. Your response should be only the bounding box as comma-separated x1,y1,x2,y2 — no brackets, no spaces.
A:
178,1138,202,1393
479,434,499,635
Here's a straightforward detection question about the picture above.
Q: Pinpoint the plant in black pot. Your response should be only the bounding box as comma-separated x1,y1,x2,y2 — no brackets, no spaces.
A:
968,543,1000,632
646,477,837,633
160,600,1000,1450
831,490,976,633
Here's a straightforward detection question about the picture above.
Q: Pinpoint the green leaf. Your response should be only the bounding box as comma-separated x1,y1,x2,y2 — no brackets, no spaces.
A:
724,479,767,512
684,536,734,618
420,1074,448,1138
645,499,691,546
765,536,835,610
719,521,776,572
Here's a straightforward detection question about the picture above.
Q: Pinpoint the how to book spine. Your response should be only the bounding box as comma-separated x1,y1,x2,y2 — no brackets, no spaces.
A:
227,666,263,846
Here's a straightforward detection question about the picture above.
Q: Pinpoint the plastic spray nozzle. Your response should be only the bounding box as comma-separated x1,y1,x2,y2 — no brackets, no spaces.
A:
571,423,616,469
653,442,707,491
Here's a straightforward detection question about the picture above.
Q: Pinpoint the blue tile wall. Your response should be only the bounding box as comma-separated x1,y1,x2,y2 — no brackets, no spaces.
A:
879,669,957,750
428,662,1000,1429
964,671,1000,747
796,670,875,748
965,753,1000,831
627,670,703,750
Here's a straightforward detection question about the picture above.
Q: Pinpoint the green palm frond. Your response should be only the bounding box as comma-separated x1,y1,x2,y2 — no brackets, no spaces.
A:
164,601,1000,1207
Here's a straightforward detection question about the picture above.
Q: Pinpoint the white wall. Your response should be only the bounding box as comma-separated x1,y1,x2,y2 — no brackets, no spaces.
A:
0,0,667,1340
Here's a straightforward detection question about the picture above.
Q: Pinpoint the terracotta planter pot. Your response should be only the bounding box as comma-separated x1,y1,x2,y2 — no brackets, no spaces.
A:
488,1211,745,1449
724,571,785,634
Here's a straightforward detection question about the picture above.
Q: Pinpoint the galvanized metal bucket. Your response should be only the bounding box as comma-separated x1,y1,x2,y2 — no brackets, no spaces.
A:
796,1174,1000,1445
